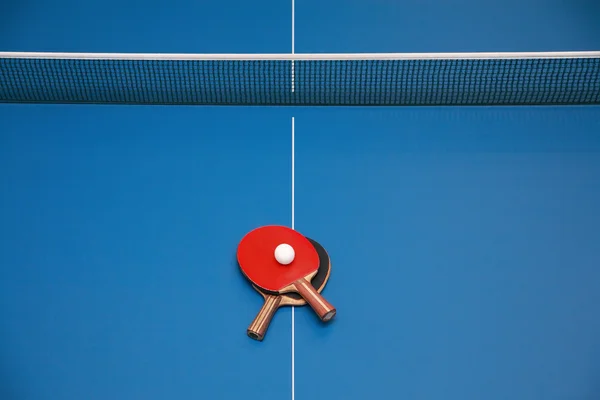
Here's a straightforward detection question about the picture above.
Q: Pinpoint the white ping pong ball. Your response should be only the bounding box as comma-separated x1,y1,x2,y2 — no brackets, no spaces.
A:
274,243,295,265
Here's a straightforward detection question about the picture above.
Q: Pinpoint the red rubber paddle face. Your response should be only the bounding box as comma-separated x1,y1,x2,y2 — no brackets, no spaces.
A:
237,225,320,293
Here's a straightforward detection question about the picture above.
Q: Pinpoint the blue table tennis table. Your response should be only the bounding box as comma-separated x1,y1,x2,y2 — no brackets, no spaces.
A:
1,1,600,399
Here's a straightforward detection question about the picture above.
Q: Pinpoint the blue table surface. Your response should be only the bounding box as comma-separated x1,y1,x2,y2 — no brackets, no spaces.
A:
1,1,600,399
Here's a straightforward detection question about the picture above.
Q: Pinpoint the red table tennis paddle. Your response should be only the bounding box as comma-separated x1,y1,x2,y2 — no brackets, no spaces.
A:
247,237,331,341
237,225,336,322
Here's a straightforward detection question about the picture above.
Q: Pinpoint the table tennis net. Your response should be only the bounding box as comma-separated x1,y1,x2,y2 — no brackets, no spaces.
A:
1,52,599,105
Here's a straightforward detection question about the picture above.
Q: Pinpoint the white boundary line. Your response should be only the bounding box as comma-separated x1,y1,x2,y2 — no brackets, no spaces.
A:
1,51,599,60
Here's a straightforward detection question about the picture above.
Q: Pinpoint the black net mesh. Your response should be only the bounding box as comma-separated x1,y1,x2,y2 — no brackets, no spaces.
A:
0,56,599,105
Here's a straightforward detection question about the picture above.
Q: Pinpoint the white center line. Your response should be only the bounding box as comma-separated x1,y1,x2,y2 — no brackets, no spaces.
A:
291,116,295,400
291,117,295,231
291,0,296,397
291,0,295,92
291,0,295,54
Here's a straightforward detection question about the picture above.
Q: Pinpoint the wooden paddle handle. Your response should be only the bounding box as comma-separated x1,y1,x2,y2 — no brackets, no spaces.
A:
247,295,282,341
294,278,336,322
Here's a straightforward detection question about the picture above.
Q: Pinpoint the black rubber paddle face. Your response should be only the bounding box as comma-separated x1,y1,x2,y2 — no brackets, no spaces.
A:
254,236,330,301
